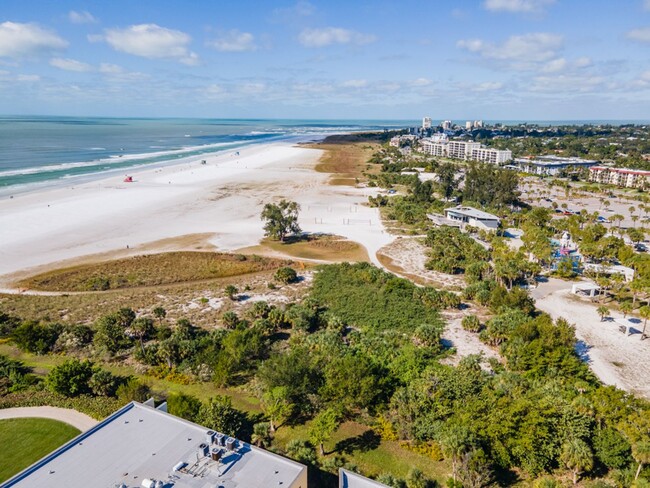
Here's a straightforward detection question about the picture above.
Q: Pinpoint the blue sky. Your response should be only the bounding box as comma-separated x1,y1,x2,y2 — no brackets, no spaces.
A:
2,0,650,120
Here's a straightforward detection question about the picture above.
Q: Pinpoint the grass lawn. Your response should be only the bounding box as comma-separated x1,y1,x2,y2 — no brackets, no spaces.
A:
273,420,451,483
0,418,80,483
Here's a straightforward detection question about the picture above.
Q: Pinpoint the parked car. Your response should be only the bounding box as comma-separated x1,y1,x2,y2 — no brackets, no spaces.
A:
597,216,611,223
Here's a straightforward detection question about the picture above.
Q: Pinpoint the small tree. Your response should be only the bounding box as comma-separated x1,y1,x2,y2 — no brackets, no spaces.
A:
597,306,610,322
275,267,298,284
197,395,244,437
640,306,650,340
620,302,633,319
46,358,94,397
225,285,238,301
261,386,294,432
261,200,301,242
309,408,340,456
152,306,166,326
561,438,594,485
167,393,202,422
632,440,650,480
252,422,272,448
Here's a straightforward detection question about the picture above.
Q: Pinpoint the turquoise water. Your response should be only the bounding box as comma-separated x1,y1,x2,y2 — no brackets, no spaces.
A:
0,117,409,193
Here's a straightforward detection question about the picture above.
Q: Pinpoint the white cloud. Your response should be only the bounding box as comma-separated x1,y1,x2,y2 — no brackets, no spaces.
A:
208,30,256,52
0,22,68,58
471,81,504,91
16,74,40,82
99,63,124,74
239,82,266,94
341,79,367,88
101,24,198,64
457,33,563,68
299,27,376,47
50,57,93,72
410,78,431,87
541,57,567,73
68,10,97,24
627,27,650,42
575,56,592,68
483,0,555,13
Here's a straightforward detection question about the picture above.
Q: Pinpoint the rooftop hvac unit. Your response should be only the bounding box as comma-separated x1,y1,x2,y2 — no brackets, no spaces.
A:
211,447,222,461
226,437,236,451
155,481,164,488
215,433,225,446
198,443,209,457
172,461,187,472
206,430,216,444
141,479,155,488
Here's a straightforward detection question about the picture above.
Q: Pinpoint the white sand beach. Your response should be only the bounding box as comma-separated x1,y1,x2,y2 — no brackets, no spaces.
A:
0,141,394,285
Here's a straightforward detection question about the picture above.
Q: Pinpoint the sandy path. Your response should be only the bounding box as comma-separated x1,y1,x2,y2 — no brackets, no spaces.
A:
532,278,650,398
0,406,97,431
440,310,501,366
0,141,394,284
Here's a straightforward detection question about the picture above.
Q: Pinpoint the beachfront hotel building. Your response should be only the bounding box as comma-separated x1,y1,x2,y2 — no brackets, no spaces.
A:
588,166,650,189
4,400,308,488
420,139,512,164
422,117,432,129
515,155,599,176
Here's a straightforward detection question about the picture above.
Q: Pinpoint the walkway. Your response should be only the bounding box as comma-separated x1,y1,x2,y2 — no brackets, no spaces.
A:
0,406,98,432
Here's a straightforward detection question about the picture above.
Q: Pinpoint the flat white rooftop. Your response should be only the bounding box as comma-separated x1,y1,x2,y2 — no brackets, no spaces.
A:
445,206,500,222
4,402,307,488
339,469,389,488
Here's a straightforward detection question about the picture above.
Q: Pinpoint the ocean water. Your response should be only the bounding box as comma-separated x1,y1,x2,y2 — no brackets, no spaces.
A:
0,117,408,194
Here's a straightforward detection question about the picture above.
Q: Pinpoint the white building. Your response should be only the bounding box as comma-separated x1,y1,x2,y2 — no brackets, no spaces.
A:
515,156,598,176
471,147,513,164
4,401,308,488
339,469,389,488
465,121,472,130
441,120,452,130
420,139,511,163
444,206,501,232
422,117,432,129
389,136,400,147
588,166,650,189
448,140,481,159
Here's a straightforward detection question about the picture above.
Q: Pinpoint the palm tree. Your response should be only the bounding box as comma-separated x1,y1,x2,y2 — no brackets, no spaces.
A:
130,317,153,355
251,422,271,448
632,215,639,228
632,440,650,480
597,305,610,322
560,438,593,485
153,306,166,327
639,306,650,340
620,302,633,319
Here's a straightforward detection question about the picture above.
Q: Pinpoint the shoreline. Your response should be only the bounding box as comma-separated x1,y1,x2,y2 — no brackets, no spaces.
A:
0,137,394,285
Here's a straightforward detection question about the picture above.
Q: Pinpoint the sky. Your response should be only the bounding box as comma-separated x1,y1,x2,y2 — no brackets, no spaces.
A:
2,0,650,120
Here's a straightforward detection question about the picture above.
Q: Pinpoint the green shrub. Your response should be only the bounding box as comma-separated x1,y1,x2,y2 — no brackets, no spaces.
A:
275,267,298,284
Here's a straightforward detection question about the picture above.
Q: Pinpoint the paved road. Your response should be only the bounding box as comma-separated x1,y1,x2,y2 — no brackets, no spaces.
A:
0,406,98,432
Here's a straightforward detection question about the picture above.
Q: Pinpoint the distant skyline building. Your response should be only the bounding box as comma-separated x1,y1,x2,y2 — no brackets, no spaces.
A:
422,117,432,129
441,120,452,130
465,121,472,130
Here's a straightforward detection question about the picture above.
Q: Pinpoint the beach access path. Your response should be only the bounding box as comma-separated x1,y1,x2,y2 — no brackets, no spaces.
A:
0,406,97,431
532,278,650,399
0,141,394,285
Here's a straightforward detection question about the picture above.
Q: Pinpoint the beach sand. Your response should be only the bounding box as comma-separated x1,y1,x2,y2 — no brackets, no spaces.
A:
0,141,394,285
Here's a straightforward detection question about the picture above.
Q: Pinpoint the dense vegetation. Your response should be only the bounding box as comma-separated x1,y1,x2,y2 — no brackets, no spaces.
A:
2,257,649,486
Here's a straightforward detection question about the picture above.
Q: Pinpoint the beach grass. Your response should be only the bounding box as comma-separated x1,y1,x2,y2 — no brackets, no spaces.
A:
242,234,369,263
312,142,379,186
0,418,80,483
16,252,292,292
